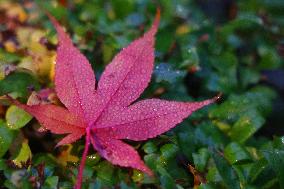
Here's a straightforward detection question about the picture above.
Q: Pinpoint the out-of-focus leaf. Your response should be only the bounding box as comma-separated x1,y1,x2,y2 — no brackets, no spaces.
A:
207,52,238,93
8,170,28,188
16,27,56,80
206,167,222,183
0,64,16,80
211,151,240,189
126,13,145,27
143,141,158,154
248,158,278,188
157,165,176,189
3,40,17,53
198,183,215,189
57,145,79,166
16,28,45,49
154,63,186,84
6,105,32,130
248,158,268,183
263,150,284,188
258,45,282,69
33,153,57,167
224,142,251,164
192,148,210,172
119,182,132,189
0,120,14,157
12,139,32,168
110,0,134,18
156,30,174,53
0,49,21,63
144,153,159,171
0,159,7,170
180,46,199,69
0,2,27,22
195,122,228,148
177,127,195,160
86,153,101,166
132,169,144,182
160,143,179,161
0,72,40,98
221,14,263,36
239,68,260,88
42,176,58,189
95,161,115,185
229,110,264,143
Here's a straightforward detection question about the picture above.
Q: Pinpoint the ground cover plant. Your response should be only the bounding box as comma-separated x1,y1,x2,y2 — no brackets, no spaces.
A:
0,0,284,189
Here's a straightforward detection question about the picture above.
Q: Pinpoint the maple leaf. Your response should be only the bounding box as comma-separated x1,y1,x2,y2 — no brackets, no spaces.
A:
9,10,219,188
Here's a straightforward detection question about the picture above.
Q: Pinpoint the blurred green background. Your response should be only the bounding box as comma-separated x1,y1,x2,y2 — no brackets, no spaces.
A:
0,0,284,188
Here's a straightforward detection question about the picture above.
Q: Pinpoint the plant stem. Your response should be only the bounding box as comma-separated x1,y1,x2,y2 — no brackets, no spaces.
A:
74,127,91,189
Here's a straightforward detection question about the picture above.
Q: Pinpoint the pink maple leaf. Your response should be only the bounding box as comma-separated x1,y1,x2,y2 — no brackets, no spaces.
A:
9,10,219,188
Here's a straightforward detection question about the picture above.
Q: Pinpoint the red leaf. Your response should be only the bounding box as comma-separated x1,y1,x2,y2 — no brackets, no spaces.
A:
91,134,153,175
95,98,217,140
7,97,85,145
48,14,97,124
10,9,218,188
92,10,160,121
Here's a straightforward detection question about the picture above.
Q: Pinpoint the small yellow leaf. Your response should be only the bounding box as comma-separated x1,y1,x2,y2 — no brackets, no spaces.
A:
0,2,27,23
57,145,79,166
4,40,17,53
176,24,190,35
12,139,32,168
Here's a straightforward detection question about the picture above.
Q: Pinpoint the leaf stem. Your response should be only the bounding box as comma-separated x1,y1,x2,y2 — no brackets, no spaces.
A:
75,127,91,189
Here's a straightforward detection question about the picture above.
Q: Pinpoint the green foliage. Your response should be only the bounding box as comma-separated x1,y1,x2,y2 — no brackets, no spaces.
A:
0,120,15,157
0,0,283,188
0,72,40,99
6,105,32,130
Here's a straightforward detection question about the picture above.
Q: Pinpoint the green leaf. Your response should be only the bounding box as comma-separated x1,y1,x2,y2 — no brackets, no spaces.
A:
12,139,32,168
211,151,241,189
131,169,144,182
192,148,210,172
0,48,21,62
143,141,158,154
224,142,252,164
248,158,269,183
239,68,260,88
230,110,264,143
180,46,199,69
6,105,32,130
263,150,284,188
144,153,159,170
157,165,176,189
198,183,215,189
42,176,58,189
156,30,175,53
207,52,238,93
86,153,101,166
95,161,115,185
258,45,282,69
160,144,178,160
111,0,134,18
0,159,7,170
206,167,222,183
0,120,14,157
195,122,228,148
177,129,195,160
248,158,278,188
0,72,40,98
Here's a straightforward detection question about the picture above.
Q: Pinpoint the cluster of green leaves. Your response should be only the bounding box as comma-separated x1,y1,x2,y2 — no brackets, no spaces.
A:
0,0,284,188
